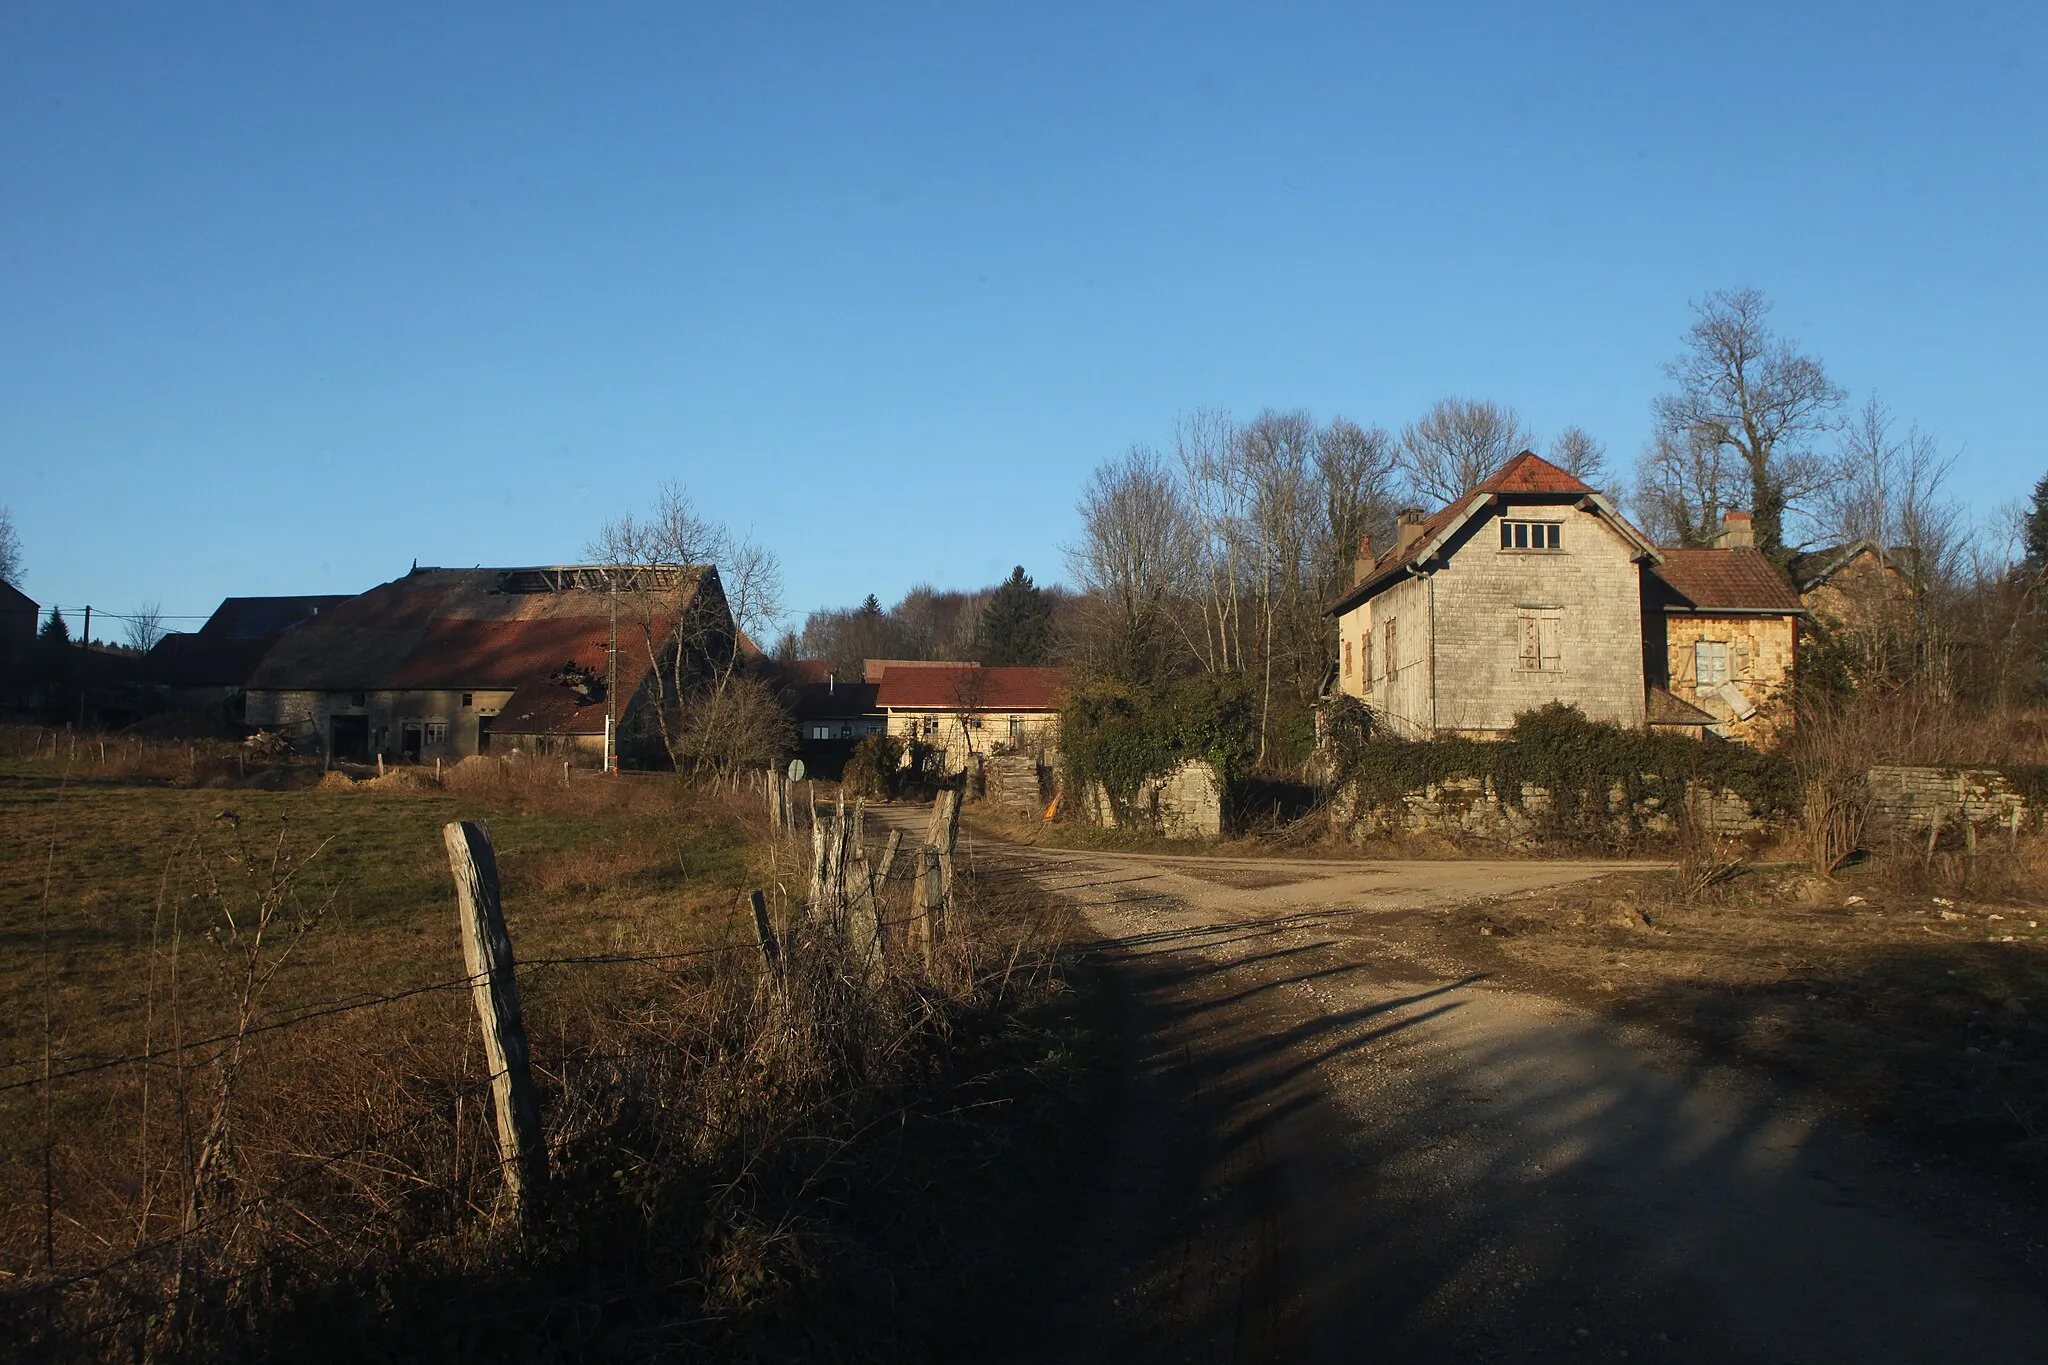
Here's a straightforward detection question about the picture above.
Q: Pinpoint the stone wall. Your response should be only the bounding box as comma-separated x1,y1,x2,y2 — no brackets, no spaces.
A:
1866,766,2027,832
983,752,1050,822
1083,759,1227,841
1332,774,1768,848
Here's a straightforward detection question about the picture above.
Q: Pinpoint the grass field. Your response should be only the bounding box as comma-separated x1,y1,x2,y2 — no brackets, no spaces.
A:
0,747,1099,1362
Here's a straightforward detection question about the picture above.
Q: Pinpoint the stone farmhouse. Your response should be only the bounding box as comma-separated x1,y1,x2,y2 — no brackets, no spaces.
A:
244,564,731,767
1326,452,1802,745
869,660,1068,774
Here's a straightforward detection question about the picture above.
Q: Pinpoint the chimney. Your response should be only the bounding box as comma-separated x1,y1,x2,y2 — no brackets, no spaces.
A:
1396,508,1428,555
1717,510,1755,550
1351,531,1375,585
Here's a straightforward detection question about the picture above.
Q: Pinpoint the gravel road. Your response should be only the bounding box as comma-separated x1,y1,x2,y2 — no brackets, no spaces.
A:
965,839,2048,1365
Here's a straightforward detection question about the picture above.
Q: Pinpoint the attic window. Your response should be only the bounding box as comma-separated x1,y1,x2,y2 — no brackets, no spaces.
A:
1500,520,1562,551
461,693,473,708
349,692,367,708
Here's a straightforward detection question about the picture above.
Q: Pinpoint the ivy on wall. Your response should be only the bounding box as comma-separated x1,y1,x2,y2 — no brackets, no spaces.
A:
1059,674,1258,820
1322,698,1796,833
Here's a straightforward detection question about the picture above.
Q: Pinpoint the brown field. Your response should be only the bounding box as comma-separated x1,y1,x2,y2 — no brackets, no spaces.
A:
0,743,1098,1363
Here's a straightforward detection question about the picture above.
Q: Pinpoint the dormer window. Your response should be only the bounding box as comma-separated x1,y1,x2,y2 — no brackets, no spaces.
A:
1500,520,1562,551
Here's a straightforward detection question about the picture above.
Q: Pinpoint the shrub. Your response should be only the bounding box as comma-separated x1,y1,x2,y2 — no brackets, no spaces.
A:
842,732,904,799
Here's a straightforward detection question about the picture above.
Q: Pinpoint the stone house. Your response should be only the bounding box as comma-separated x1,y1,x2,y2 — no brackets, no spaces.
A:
244,564,729,766
1326,452,1802,745
870,661,1067,775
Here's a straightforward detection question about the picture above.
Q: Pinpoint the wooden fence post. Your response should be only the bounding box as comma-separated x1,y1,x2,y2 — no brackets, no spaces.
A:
918,846,945,969
443,821,547,1219
748,889,781,974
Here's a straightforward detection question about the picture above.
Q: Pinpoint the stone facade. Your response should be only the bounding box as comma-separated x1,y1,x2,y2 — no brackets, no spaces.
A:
1659,613,1796,745
1335,502,1648,737
245,686,517,760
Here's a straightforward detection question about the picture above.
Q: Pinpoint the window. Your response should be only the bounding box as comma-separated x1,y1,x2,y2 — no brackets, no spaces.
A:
461,693,473,708
810,724,834,740
349,691,367,708
1500,520,1562,551
923,716,938,735
1362,630,1374,683
1695,640,1730,687
1008,716,1025,738
1383,618,1398,677
1343,638,1353,676
424,721,449,747
1517,608,1562,672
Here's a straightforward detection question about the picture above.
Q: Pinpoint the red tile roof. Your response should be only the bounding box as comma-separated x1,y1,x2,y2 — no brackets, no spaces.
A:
1650,549,1802,612
1475,451,1593,495
872,664,1069,711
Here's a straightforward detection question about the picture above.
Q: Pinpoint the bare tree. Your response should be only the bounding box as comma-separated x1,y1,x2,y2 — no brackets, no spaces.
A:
1315,418,1398,592
1824,395,1962,584
1631,425,1737,547
1654,287,1844,557
1174,408,1248,675
1546,425,1608,487
1066,445,1198,682
1398,398,1534,505
124,600,166,653
0,507,18,587
588,483,786,775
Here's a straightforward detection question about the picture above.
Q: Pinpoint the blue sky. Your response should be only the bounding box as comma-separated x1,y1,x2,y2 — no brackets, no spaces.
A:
3,3,2043,637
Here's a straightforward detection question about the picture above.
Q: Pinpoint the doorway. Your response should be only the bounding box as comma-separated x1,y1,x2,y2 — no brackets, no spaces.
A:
329,714,370,762
400,722,423,762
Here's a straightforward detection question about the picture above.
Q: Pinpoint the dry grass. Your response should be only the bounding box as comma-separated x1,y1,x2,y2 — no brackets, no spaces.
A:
1435,837,2048,1188
0,746,1097,1362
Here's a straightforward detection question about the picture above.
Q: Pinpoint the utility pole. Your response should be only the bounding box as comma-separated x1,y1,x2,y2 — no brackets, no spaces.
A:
606,575,618,775
79,605,90,649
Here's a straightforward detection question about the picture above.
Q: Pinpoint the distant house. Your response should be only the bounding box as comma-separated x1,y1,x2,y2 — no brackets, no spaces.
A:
145,595,348,713
1327,452,1803,745
243,564,729,766
870,660,1068,774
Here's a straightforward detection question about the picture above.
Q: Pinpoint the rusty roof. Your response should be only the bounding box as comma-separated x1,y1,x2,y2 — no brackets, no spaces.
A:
246,566,701,734
873,664,1069,711
1650,549,1802,613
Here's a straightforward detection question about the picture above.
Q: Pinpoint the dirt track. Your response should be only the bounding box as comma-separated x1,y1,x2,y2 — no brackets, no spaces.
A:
963,838,2048,1364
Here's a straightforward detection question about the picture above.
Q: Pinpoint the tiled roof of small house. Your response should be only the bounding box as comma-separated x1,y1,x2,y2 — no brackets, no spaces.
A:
1649,549,1803,613
872,664,1069,712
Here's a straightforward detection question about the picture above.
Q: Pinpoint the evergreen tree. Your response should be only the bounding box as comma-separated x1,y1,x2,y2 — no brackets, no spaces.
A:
2025,471,2048,573
976,566,1052,665
40,606,69,643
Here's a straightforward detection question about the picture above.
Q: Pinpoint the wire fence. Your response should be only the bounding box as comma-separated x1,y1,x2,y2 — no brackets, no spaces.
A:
0,788,1074,1357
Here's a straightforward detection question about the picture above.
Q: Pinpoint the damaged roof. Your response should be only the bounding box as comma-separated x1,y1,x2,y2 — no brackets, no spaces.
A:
247,565,706,734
